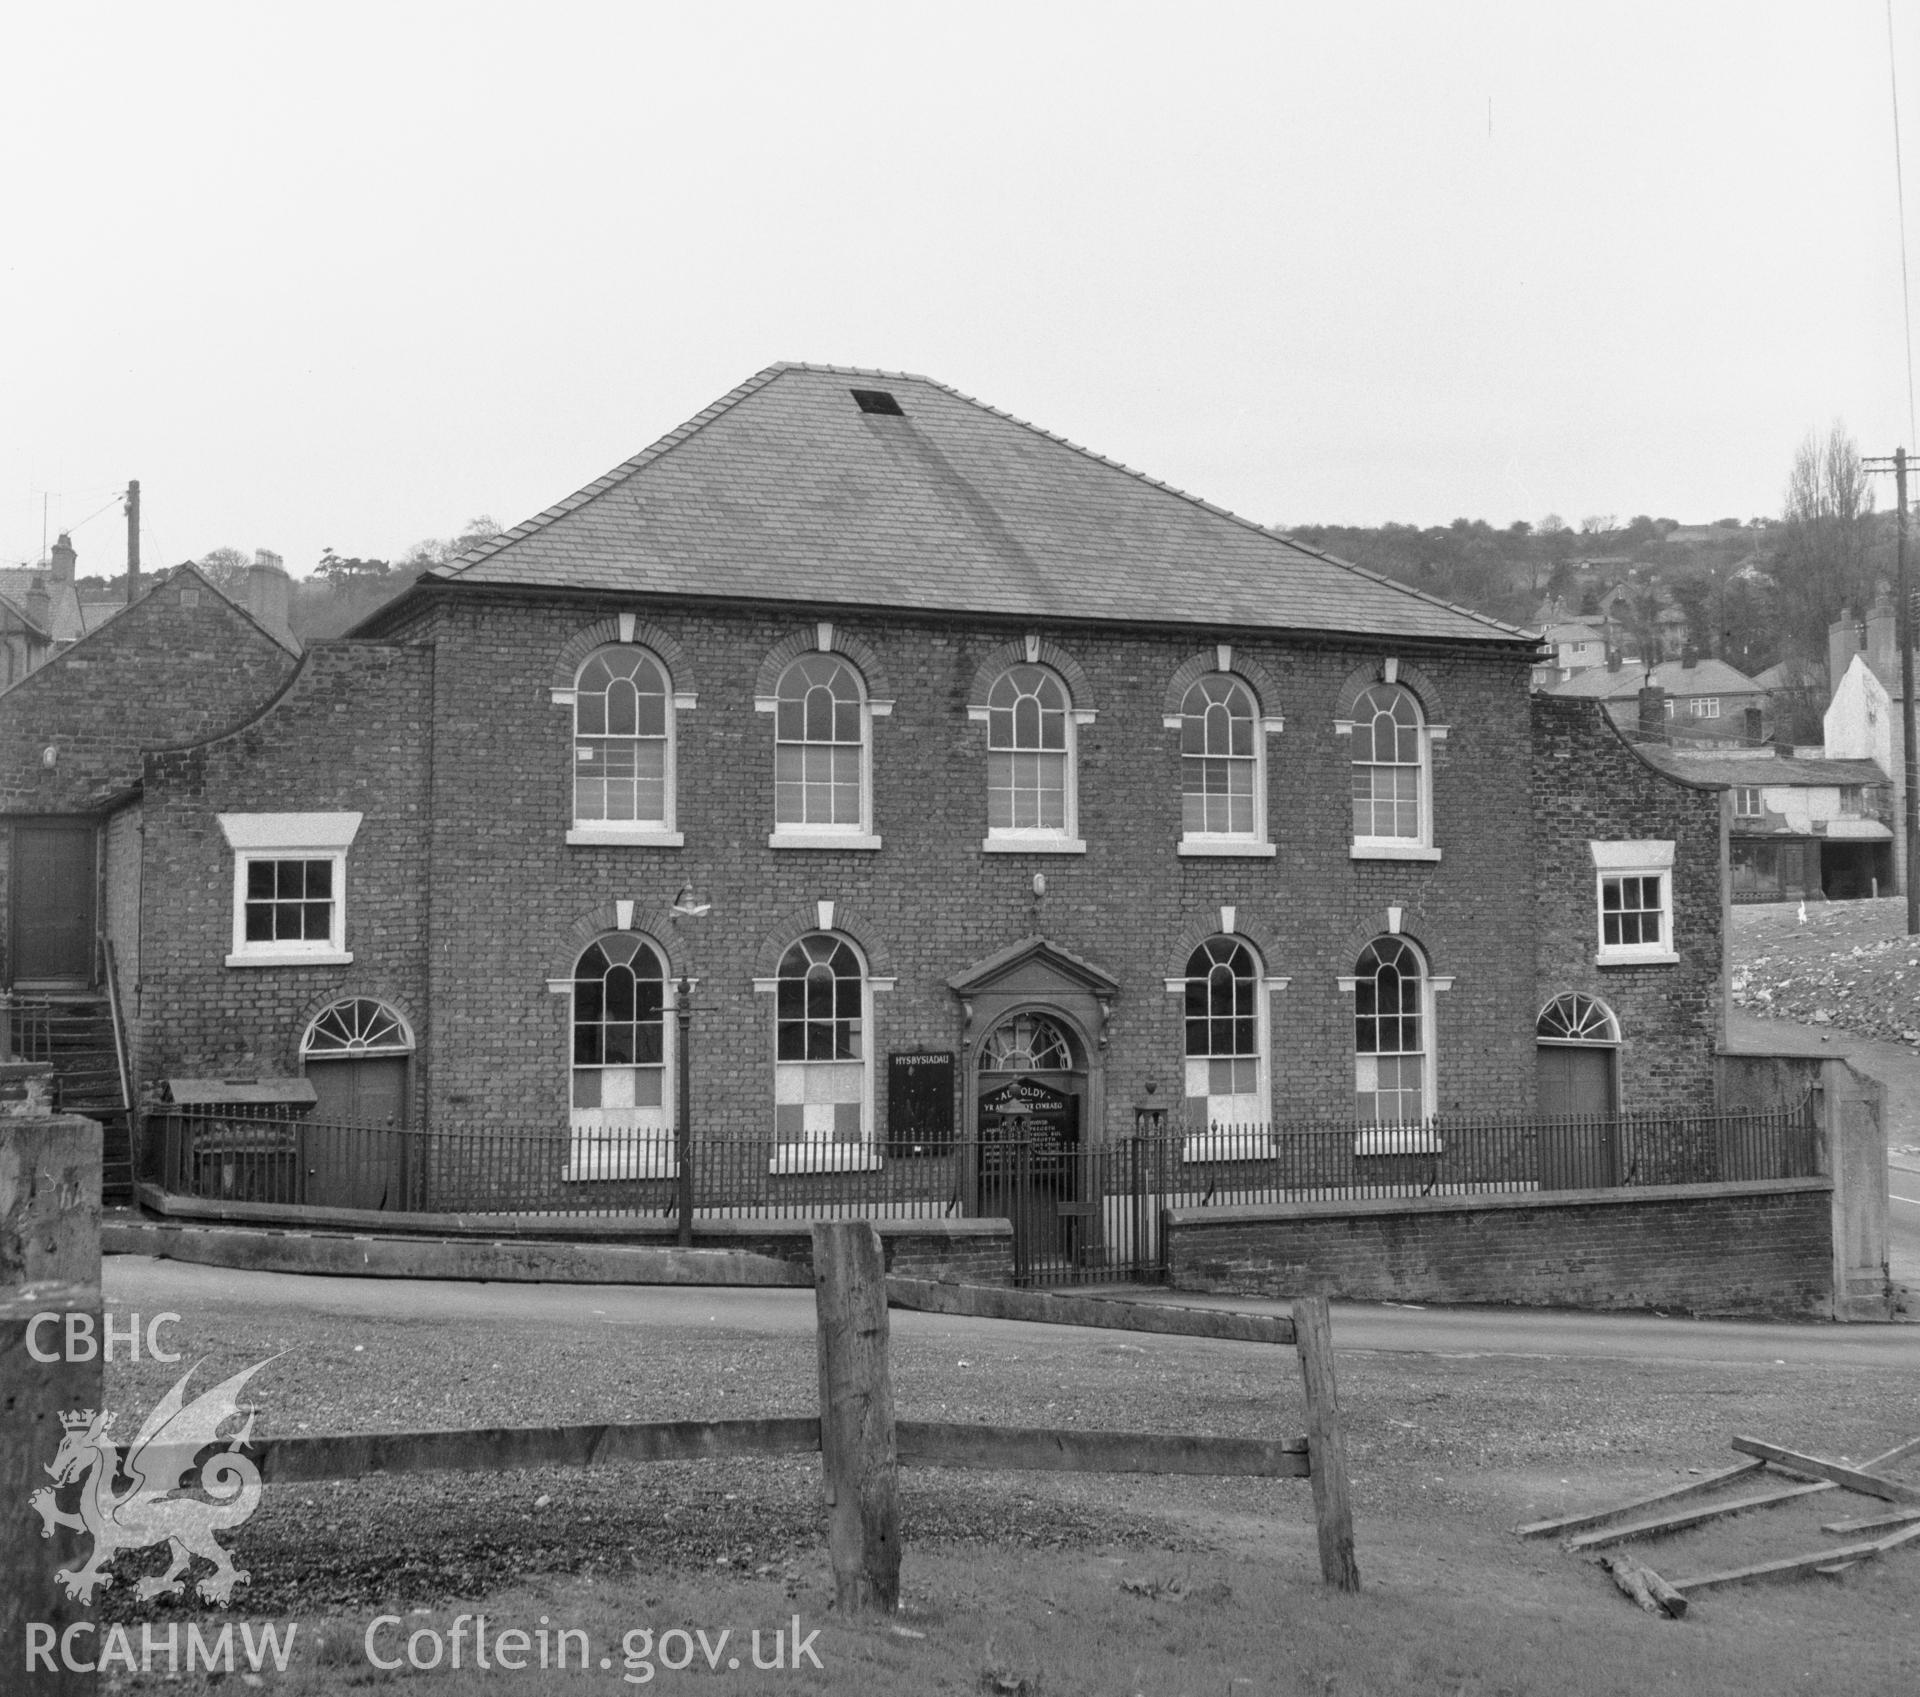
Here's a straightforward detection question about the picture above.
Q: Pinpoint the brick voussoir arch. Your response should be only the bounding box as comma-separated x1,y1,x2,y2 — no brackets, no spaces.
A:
1161,649,1284,720
550,618,695,696
753,624,893,704
753,903,896,980
549,904,683,982
1333,659,1447,726
1335,911,1438,968
1168,913,1283,975
965,635,1095,709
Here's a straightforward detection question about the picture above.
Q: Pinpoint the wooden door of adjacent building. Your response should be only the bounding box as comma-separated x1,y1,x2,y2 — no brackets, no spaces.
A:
10,821,96,986
302,1056,409,1210
1536,1045,1619,1188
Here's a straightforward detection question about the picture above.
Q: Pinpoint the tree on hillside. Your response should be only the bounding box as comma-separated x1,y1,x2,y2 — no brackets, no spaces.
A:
315,548,394,584
1668,575,1716,657
195,546,254,595
399,515,506,571
1770,423,1875,660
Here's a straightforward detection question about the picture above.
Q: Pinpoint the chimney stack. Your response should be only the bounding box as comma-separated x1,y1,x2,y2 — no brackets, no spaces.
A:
48,533,75,585
1866,586,1898,689
1680,643,1698,670
247,550,293,637
1637,684,1668,741
23,576,50,632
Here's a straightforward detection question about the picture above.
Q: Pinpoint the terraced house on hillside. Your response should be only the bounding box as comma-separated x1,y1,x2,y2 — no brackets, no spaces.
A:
10,366,1737,1272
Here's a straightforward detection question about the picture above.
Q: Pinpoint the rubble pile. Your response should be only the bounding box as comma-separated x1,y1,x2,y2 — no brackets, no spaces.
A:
1731,899,1920,1047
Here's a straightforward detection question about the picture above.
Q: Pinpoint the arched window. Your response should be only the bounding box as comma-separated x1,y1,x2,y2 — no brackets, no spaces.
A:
302,998,413,1056
1350,684,1428,848
986,664,1075,841
979,1012,1077,1073
773,655,870,836
573,648,670,830
1183,938,1266,1128
773,932,871,1164
1179,676,1259,840
569,934,671,1178
1536,993,1619,1045
1353,936,1428,1128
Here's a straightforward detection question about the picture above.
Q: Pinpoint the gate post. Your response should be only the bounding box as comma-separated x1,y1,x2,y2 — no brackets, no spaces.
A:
1292,1294,1360,1591
811,1221,901,1613
2,1096,103,1692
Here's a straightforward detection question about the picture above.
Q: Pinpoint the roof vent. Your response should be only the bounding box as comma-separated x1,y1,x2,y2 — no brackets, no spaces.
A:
851,389,904,417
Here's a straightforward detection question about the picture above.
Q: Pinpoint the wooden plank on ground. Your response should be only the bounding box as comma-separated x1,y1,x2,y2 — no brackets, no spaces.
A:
886,1278,1294,1346
169,1417,823,1483
1515,1459,1767,1539
1822,1506,1920,1536
1731,1436,1920,1506
1564,1481,1832,1552
896,1420,1308,1477
1670,1520,1920,1594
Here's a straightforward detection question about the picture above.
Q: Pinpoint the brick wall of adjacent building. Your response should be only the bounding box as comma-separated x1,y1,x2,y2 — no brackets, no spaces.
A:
132,642,432,1117
1531,694,1726,1119
1165,1180,1833,1317
0,568,296,983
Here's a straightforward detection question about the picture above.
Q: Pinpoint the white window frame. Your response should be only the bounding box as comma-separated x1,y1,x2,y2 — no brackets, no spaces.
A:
564,934,676,1182
754,932,895,1172
758,654,884,851
1164,937,1289,1162
218,812,361,968
1340,937,1451,1154
1339,680,1444,864
1591,840,1678,966
1688,697,1721,719
973,663,1090,854
1168,673,1282,858
562,643,689,848
1733,786,1762,819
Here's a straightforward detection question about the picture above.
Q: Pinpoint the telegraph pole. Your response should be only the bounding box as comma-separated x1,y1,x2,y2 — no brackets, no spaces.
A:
123,479,141,603
1868,449,1919,934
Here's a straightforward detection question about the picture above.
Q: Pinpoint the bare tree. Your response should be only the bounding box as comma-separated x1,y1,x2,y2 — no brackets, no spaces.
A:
1771,423,1875,659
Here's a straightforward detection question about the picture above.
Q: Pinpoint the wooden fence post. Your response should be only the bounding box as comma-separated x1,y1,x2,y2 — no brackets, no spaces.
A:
812,1220,901,1614
1292,1294,1359,1591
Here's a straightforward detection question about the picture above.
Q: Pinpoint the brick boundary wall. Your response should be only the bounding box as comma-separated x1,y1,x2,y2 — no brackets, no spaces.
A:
1165,1178,1833,1318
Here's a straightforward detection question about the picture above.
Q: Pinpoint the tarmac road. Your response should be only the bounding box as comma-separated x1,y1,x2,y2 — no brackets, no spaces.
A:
101,1256,1920,1373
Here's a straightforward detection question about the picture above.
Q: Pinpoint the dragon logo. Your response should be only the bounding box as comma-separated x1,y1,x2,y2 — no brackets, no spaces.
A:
30,1359,273,1605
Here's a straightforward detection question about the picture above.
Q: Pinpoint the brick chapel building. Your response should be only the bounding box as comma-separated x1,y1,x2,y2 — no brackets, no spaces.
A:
75,364,1727,1195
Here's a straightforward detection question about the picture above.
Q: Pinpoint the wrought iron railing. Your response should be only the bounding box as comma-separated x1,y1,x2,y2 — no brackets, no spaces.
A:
151,1096,1821,1226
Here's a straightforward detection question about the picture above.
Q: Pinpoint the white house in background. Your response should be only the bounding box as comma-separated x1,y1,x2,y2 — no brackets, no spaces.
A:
1824,652,1909,893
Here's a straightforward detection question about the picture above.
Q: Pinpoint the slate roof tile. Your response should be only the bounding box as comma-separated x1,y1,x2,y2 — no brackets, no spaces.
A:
422,364,1537,646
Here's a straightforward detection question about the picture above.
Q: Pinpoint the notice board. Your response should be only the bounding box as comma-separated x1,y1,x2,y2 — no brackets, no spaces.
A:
887,1051,954,1153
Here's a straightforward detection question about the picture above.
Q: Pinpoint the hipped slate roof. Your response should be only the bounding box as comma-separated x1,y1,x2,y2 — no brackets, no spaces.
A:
416,364,1536,648
1548,655,1765,700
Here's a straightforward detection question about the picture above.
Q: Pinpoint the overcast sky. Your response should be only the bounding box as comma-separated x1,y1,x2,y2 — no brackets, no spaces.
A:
3,3,1915,581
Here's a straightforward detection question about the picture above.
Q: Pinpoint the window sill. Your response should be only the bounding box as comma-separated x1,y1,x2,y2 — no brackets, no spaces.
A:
767,832,883,851
566,827,685,847
1350,843,1442,863
1353,1128,1443,1155
768,1144,883,1174
1182,1133,1275,1162
980,836,1087,855
563,1158,679,1182
1177,839,1276,858
225,950,353,969
1594,950,1680,968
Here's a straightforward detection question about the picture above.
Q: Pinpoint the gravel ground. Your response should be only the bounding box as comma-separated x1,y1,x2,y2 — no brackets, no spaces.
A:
90,1273,1920,1629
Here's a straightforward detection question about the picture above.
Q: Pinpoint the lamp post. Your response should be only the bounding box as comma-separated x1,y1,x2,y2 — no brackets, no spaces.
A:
668,883,711,1246
675,975,693,1246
